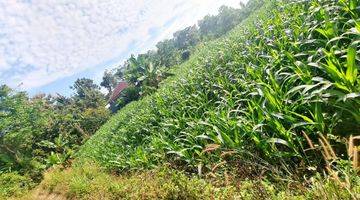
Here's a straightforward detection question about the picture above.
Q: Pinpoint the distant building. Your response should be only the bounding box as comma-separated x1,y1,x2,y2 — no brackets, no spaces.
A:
106,81,128,112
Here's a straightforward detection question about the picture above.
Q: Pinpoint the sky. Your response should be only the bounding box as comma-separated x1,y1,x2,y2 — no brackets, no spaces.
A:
0,0,245,96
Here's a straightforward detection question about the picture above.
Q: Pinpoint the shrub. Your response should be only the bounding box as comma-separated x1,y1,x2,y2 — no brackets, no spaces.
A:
0,172,33,198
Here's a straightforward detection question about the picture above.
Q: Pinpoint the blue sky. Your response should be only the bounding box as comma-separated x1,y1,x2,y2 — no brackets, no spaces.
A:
0,0,245,96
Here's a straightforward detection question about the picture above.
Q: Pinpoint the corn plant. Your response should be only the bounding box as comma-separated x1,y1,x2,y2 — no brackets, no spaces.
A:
77,0,360,179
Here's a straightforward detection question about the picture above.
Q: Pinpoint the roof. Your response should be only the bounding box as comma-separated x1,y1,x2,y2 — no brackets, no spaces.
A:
109,82,128,102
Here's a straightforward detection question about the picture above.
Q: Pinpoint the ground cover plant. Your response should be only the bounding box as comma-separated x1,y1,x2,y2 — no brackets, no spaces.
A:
20,162,358,200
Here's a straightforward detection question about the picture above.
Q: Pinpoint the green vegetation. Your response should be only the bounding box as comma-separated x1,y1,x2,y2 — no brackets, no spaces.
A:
77,0,359,197
37,163,241,200
99,1,260,111
0,2,260,198
81,0,359,172
20,163,360,200
0,80,110,198
1,0,360,199
0,172,33,198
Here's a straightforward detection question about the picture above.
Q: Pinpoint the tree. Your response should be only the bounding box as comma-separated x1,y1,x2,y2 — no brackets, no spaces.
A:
123,55,143,85
100,70,117,97
198,6,241,39
71,78,105,109
0,86,51,174
156,39,179,67
114,67,125,80
71,78,100,99
0,82,110,177
138,63,161,87
173,25,200,50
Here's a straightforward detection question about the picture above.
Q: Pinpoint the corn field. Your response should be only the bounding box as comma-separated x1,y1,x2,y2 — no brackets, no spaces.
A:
78,0,359,180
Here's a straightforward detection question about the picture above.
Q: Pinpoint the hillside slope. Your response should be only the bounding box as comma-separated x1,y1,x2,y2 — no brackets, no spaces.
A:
29,0,360,199
79,0,359,171
76,0,272,170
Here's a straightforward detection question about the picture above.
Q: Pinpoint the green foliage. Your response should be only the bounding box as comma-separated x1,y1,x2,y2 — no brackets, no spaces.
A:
101,1,259,101
115,86,140,109
101,70,119,96
37,163,275,200
173,25,200,50
0,87,52,175
3,0,360,198
156,39,181,67
71,78,107,108
0,172,33,198
78,0,360,183
37,161,360,200
0,78,110,182
305,160,360,199
199,5,242,39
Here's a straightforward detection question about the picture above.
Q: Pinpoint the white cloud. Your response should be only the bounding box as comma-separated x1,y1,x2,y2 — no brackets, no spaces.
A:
0,0,244,90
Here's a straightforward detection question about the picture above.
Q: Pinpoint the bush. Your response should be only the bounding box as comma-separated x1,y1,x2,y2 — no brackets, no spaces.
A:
115,86,141,110
0,172,33,198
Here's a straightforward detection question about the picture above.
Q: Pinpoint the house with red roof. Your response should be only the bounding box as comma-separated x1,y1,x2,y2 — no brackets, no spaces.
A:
106,81,128,112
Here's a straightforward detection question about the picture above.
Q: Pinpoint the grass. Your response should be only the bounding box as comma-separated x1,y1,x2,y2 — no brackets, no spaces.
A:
29,163,264,200
16,161,360,200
